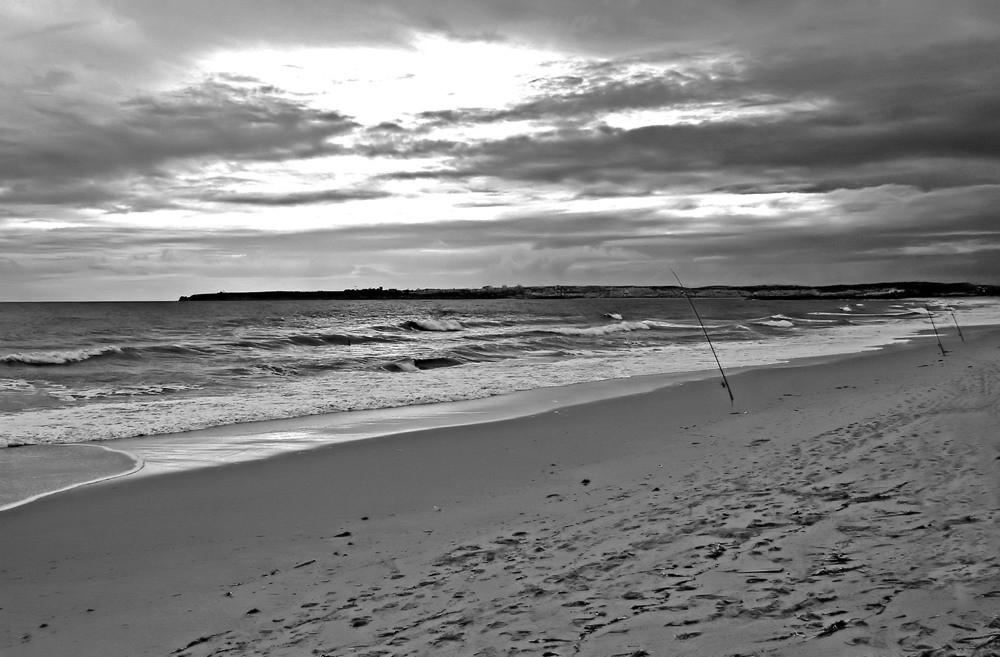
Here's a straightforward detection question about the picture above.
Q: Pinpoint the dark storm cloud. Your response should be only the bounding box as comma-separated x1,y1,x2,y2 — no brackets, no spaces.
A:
0,79,360,211
0,80,357,186
369,122,407,133
0,180,125,208
208,188,391,207
378,36,1000,195
365,101,1000,186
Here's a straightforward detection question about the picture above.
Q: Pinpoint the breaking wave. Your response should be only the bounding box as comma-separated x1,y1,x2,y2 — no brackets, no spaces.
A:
402,319,465,331
382,357,466,372
1,345,124,366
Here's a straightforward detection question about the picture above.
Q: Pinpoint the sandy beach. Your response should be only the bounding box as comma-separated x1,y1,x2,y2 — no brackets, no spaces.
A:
2,330,998,657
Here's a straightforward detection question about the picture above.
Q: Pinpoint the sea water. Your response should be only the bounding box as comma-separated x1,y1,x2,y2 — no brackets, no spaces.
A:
4,296,999,450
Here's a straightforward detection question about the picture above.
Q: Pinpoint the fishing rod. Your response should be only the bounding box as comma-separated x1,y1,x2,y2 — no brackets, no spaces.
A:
671,269,734,406
949,309,966,343
925,305,948,357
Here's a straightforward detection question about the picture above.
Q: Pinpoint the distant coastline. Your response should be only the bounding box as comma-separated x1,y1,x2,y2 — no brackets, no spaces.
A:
179,281,998,302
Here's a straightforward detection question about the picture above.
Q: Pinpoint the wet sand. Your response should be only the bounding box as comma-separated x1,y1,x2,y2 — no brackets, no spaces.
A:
1,330,998,656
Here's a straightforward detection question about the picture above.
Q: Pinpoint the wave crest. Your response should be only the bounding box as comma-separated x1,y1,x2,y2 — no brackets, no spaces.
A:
546,320,658,336
382,357,465,372
755,315,796,328
1,345,123,366
402,319,464,332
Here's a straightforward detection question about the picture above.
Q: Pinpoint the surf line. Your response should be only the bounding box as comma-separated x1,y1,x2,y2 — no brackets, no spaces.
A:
0,444,145,514
670,268,735,406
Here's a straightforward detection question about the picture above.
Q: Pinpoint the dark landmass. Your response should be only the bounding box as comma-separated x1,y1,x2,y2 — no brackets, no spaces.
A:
180,281,998,302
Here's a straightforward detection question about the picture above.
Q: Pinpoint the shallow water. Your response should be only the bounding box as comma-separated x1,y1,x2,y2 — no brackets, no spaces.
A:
0,443,142,511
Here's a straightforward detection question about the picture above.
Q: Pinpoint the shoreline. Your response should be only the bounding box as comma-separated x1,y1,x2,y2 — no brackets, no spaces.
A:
0,328,953,512
5,295,994,453
0,443,144,512
2,328,998,655
1,362,725,512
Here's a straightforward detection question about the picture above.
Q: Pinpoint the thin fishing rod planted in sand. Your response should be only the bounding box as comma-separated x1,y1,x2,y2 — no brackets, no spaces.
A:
949,309,966,343
671,269,735,406
925,305,948,357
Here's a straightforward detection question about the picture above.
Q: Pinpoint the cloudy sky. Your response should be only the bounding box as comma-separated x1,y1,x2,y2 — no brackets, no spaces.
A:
2,1,999,300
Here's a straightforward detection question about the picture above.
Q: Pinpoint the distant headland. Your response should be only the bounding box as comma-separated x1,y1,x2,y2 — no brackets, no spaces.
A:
179,281,998,302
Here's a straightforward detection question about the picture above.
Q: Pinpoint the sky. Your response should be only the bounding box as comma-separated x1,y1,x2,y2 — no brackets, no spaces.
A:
2,1,999,301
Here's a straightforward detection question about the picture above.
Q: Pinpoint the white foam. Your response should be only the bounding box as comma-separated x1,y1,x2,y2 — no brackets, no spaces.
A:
756,319,795,328
408,318,464,331
56,383,202,401
549,320,655,336
0,345,122,365
0,379,34,391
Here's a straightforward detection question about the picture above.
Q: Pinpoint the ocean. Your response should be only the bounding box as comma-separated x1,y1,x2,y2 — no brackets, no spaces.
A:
4,295,1000,510
4,296,999,450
